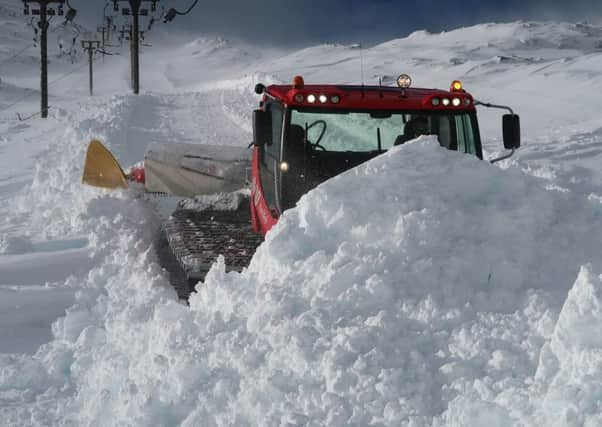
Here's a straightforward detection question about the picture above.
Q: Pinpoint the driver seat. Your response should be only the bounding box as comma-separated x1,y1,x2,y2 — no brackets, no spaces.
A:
287,125,307,164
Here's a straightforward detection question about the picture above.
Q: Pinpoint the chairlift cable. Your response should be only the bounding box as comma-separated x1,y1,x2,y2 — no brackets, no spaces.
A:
0,43,34,65
174,0,200,16
0,59,89,114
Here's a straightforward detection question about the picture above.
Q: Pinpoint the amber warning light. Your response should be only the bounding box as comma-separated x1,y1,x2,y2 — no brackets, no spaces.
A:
451,80,463,92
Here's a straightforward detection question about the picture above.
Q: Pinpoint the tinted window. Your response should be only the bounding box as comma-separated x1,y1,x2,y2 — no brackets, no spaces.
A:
455,114,477,155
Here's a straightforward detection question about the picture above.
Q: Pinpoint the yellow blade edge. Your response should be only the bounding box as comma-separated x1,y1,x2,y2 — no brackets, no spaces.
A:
82,139,129,190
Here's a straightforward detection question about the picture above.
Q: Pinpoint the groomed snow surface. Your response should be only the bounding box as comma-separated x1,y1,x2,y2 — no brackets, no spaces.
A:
3,1,602,423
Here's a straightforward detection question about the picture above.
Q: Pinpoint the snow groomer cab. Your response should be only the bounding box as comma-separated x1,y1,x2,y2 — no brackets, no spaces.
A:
250,74,521,235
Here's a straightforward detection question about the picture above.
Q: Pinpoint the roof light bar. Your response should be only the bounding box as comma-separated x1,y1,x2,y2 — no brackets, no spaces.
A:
429,95,472,108
291,91,342,105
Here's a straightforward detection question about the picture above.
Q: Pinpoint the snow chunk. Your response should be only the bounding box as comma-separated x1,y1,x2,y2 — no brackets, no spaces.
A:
533,265,602,426
554,265,602,351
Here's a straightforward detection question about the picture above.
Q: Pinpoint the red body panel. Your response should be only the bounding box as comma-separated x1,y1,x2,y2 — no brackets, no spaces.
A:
250,146,278,236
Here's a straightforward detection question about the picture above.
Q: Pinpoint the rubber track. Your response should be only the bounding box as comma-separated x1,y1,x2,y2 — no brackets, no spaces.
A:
155,227,197,299
158,200,263,300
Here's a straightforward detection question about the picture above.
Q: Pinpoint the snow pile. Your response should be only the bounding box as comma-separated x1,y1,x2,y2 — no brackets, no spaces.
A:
10,110,107,238
0,195,167,425
533,265,602,426
5,138,601,426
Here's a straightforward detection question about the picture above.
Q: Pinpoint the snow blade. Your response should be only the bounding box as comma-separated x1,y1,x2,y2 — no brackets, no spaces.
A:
82,140,128,190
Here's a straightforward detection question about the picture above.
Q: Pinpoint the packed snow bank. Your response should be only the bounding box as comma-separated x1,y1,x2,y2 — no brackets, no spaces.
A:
532,265,602,427
6,137,602,426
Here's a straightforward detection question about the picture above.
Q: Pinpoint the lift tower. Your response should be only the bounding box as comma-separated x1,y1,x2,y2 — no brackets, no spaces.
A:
23,0,65,118
81,40,100,96
113,0,158,94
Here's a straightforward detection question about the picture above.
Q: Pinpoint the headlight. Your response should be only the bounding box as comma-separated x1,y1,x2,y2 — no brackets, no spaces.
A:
319,94,328,104
452,97,461,107
442,98,450,106
307,94,316,103
397,74,412,88
431,98,440,106
331,95,340,104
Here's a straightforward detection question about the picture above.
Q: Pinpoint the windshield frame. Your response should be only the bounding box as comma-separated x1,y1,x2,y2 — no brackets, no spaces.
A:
286,106,483,160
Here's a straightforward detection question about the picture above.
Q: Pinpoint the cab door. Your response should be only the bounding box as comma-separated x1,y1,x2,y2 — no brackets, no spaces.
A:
259,102,284,213
252,101,284,234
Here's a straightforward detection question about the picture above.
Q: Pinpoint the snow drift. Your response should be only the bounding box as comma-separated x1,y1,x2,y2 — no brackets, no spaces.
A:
4,138,602,426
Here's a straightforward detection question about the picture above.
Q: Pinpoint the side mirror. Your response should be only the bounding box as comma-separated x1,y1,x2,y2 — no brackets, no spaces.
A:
253,110,272,147
503,114,520,149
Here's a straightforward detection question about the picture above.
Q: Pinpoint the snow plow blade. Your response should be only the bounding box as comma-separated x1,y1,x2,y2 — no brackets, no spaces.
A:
82,140,128,190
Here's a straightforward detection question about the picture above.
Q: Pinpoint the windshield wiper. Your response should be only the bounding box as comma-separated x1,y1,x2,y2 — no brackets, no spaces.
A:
370,111,392,119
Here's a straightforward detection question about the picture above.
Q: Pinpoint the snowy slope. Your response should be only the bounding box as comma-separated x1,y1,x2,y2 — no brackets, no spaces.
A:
0,0,93,354
2,4,602,425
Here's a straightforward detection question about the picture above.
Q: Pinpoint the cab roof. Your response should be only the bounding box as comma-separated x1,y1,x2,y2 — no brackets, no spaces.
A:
265,84,476,112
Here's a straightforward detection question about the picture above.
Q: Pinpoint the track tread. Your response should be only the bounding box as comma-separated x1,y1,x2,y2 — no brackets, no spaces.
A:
158,198,262,300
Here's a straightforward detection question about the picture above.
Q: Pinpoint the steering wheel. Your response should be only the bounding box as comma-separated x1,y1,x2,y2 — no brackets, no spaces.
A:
306,120,327,150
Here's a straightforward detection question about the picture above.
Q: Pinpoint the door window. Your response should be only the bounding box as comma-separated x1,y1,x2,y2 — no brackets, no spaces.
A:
455,115,477,155
260,103,283,210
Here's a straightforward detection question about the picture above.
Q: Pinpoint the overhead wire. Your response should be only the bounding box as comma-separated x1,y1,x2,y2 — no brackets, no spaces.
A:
0,55,96,115
174,0,200,16
164,0,200,22
0,43,35,65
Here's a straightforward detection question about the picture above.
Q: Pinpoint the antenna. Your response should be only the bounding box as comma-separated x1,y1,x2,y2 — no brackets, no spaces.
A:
359,42,365,86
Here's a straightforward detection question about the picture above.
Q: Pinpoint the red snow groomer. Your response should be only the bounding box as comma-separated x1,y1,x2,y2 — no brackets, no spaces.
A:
249,75,520,235
83,75,521,299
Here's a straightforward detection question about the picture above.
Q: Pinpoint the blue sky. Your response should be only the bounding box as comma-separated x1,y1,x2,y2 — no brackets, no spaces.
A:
73,0,601,46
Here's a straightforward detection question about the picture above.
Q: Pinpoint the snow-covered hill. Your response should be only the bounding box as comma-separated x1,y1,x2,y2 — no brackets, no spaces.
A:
2,6,602,425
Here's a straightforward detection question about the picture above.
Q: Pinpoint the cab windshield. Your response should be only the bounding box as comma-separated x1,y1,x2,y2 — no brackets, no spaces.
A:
290,109,481,157
281,108,482,210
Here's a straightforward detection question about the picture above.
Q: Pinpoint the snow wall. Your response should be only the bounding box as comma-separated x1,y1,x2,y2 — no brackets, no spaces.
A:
3,137,602,426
